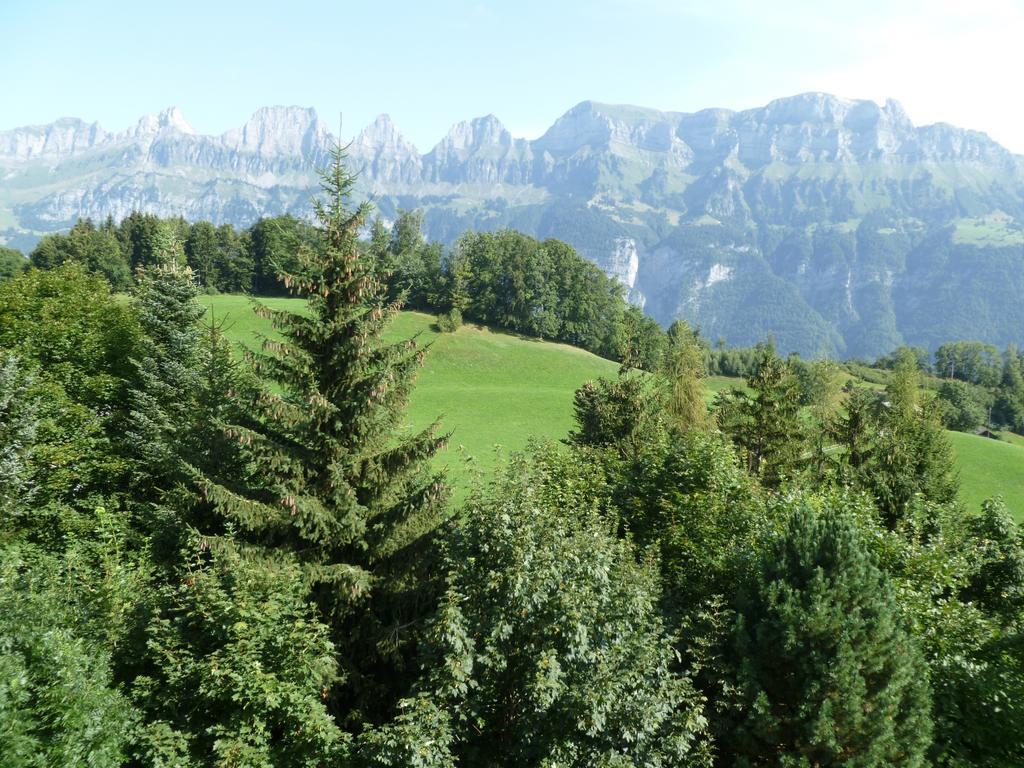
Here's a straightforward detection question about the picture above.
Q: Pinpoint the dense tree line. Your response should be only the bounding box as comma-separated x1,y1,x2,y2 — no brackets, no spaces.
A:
2,149,1023,766
12,208,665,365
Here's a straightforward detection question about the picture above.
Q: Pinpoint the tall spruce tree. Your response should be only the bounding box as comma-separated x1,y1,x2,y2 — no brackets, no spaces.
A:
716,343,805,489
200,144,449,727
122,262,205,499
725,500,932,767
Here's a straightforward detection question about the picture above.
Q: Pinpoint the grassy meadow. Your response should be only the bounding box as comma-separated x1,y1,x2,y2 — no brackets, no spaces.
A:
201,294,1024,517
201,294,619,493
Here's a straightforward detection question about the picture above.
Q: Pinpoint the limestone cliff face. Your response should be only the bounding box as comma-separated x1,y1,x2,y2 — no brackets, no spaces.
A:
604,237,639,289
3,93,1023,357
421,115,534,185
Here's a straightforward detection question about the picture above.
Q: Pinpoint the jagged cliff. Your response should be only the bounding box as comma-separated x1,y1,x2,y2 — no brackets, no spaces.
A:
3,93,1023,357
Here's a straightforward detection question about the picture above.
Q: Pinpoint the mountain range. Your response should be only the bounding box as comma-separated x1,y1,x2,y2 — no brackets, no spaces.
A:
2,92,1023,358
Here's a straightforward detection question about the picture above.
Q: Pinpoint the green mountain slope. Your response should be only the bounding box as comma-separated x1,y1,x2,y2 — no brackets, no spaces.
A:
202,295,1024,516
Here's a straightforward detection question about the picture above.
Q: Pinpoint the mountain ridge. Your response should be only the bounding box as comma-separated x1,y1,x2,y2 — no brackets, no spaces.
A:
3,92,1023,359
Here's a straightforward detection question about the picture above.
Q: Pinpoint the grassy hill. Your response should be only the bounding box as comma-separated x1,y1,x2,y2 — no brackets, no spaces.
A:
201,295,1024,517
948,431,1024,518
201,295,619,493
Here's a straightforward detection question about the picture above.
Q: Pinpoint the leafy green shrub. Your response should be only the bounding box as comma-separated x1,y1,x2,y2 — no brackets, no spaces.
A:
435,308,462,333
420,449,712,766
0,544,133,767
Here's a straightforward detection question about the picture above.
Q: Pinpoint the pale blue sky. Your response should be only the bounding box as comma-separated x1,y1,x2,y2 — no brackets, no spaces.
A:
2,0,1021,151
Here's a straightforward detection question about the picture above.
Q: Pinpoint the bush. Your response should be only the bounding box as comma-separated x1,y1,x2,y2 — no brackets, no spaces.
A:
435,308,462,333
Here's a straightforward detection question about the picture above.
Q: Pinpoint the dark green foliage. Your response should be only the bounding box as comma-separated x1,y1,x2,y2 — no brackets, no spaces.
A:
716,344,805,489
937,379,990,432
434,307,461,333
0,543,134,767
707,341,763,378
0,246,28,281
0,354,37,518
616,428,760,612
30,219,132,290
0,265,139,505
380,210,444,310
214,223,254,293
184,220,220,288
420,448,712,767
122,263,206,498
993,350,1024,431
619,303,667,371
132,539,343,767
829,351,959,527
569,371,663,457
117,211,164,271
452,229,624,357
962,498,1024,623
200,146,449,726
724,500,932,767
891,501,1024,767
248,214,318,294
935,341,1003,387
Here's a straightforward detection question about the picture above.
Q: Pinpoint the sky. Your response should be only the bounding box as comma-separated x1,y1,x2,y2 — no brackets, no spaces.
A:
1,0,1022,152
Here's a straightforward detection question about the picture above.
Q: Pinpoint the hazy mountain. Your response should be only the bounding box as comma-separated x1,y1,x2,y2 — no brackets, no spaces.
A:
3,93,1023,358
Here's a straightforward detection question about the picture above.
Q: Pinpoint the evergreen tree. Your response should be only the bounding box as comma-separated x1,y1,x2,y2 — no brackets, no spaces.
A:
619,303,667,371
122,263,205,500
569,370,664,457
214,223,254,293
725,500,932,767
831,350,958,528
199,145,449,727
662,319,712,433
118,211,163,271
716,344,805,489
184,220,220,289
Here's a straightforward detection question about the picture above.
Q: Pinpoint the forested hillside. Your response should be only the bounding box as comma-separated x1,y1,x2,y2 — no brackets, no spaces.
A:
2,149,1024,766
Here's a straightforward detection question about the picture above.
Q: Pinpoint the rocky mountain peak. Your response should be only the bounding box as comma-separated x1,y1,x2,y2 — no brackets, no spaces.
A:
127,106,197,138
0,117,110,161
221,106,329,157
435,114,511,153
348,114,421,186
352,114,418,155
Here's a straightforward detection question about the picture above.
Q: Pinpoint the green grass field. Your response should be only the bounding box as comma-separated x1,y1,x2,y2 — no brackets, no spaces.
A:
948,431,1024,519
201,295,1024,517
200,295,619,492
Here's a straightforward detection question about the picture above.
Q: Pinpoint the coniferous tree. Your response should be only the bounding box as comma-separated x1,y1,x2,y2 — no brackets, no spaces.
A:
569,371,664,457
200,144,449,727
662,319,712,433
122,262,205,500
831,350,958,528
716,343,805,489
725,500,932,767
